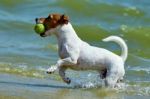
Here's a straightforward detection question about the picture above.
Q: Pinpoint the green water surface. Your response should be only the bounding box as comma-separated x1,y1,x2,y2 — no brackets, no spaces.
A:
0,0,150,99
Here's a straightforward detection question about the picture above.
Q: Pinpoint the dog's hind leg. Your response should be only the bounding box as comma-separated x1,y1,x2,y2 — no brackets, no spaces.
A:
117,77,124,83
105,76,118,88
59,67,71,84
99,68,107,79
104,70,119,88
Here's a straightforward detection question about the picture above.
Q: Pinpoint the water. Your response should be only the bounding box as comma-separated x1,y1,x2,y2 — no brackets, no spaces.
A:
0,0,150,99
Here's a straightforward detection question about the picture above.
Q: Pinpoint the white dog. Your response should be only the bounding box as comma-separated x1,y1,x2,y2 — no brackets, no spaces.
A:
35,14,128,88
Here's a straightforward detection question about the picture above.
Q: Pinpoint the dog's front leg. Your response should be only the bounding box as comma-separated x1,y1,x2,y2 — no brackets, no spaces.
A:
59,67,71,84
57,48,80,84
56,47,80,66
46,65,58,74
46,56,78,74
47,49,79,72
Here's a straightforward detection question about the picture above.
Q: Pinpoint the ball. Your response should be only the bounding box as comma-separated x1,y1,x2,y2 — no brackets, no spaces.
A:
34,24,45,34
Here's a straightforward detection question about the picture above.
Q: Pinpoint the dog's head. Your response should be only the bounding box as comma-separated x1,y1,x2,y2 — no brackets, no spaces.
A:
35,13,69,37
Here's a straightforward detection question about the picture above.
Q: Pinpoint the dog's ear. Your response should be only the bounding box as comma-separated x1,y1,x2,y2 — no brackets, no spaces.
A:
60,14,69,24
47,14,53,19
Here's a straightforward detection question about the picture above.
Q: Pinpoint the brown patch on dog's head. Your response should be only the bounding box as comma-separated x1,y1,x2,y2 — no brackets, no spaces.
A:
44,14,69,29
35,14,69,36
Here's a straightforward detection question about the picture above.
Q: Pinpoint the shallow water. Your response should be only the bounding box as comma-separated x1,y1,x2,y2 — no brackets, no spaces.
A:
0,0,150,99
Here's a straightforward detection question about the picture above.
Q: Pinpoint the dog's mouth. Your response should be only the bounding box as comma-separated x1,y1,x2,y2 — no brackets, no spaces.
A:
40,32,46,37
35,18,48,37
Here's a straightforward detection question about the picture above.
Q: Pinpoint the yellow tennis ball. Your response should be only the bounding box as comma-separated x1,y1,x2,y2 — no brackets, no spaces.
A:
34,24,45,34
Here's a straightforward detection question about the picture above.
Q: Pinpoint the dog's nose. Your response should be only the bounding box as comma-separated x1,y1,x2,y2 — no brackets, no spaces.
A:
35,18,38,23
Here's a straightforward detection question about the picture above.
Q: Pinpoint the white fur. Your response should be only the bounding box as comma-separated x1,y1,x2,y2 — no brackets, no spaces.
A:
102,36,128,62
45,23,128,88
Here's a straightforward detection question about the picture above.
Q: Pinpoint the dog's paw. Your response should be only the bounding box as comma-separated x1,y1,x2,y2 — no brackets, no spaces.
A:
64,78,71,84
46,65,57,74
46,70,53,74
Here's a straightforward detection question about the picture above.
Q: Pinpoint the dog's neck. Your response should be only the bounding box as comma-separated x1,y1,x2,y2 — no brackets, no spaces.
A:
54,22,81,43
53,22,82,53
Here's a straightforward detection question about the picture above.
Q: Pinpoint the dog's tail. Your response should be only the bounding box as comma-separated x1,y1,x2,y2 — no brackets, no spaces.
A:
102,36,128,62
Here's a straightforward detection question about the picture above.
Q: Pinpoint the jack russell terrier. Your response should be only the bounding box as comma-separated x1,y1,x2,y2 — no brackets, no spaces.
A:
35,13,128,88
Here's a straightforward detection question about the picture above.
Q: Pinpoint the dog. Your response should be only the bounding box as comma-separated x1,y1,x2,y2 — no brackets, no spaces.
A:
35,13,128,88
